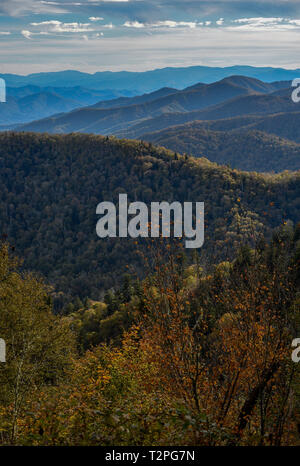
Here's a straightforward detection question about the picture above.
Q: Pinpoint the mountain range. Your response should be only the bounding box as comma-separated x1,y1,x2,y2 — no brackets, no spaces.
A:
2,72,300,173
1,65,299,92
9,75,300,173
0,87,135,126
14,76,292,134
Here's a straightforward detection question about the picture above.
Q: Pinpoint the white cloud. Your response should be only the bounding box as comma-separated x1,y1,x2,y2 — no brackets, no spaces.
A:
234,17,284,24
287,19,300,26
0,32,11,35
216,18,224,25
30,20,94,33
89,17,104,22
123,19,218,30
230,17,300,31
103,23,115,28
21,30,32,39
124,21,145,28
151,20,197,29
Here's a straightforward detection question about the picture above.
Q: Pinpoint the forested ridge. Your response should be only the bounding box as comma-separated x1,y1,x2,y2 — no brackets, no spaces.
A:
0,131,299,307
144,126,300,172
0,224,299,445
0,130,299,445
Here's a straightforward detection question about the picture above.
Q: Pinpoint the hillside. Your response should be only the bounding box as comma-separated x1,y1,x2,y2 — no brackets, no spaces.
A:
91,87,178,110
0,132,299,306
142,125,300,172
118,92,298,139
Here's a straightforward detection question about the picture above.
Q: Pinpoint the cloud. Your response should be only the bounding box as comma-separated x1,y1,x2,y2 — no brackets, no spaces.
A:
151,20,197,29
89,16,104,21
231,17,300,31
216,18,224,25
123,19,217,29
124,21,145,28
21,30,33,39
102,23,115,28
0,0,69,16
0,32,11,35
30,20,94,32
1,0,300,21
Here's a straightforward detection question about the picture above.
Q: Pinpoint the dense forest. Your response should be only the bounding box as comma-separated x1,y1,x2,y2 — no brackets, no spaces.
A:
0,130,299,446
0,132,299,310
144,127,300,172
0,223,299,445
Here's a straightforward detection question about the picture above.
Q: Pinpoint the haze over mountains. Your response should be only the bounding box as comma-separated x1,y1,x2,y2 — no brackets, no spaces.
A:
1,67,300,173
0,87,135,126
1,65,299,92
14,76,292,134
7,74,299,173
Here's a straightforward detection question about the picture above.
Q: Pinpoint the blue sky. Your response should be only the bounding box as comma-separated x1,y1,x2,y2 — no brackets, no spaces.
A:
0,0,299,74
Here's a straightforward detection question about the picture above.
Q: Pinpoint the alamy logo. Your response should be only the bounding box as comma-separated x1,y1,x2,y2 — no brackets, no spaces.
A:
0,339,5,363
291,78,300,103
0,78,6,103
292,338,300,363
96,194,204,249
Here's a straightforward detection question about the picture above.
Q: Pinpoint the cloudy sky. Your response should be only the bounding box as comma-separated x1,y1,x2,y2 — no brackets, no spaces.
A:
0,0,299,74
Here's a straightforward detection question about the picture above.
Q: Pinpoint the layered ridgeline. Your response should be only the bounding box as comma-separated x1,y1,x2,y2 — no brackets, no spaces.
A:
0,132,299,305
0,87,135,127
143,127,300,173
15,76,292,136
12,76,300,173
1,65,299,91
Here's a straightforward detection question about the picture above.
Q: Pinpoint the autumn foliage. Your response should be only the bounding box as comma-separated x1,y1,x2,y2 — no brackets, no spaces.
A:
0,225,299,445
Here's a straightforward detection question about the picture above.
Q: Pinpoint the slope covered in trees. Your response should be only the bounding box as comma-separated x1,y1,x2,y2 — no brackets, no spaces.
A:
143,126,300,172
0,132,299,308
0,226,299,445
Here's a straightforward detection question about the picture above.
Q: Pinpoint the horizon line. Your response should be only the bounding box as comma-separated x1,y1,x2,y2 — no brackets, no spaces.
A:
1,63,300,77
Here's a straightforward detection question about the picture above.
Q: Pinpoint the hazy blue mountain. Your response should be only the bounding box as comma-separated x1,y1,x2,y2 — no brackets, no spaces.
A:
7,85,135,103
117,91,297,139
0,87,136,126
1,66,299,93
14,76,290,134
0,93,79,126
91,87,178,110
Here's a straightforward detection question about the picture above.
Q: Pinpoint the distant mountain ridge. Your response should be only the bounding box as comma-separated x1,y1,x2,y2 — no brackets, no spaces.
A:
1,65,299,92
0,87,136,126
4,74,300,174
143,125,300,173
14,76,291,135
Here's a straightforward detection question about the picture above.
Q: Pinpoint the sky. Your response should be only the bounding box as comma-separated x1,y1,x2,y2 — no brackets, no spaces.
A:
0,0,299,74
